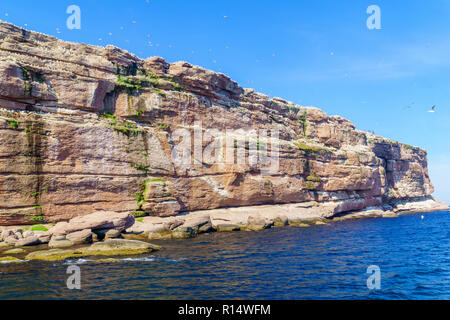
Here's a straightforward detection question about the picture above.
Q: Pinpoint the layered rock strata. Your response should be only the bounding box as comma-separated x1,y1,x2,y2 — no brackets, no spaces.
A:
0,21,447,229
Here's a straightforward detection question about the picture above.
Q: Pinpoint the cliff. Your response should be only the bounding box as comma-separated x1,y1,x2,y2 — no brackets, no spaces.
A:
0,21,447,226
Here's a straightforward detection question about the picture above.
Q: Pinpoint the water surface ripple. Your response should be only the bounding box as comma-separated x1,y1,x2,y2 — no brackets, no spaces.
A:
1,211,449,299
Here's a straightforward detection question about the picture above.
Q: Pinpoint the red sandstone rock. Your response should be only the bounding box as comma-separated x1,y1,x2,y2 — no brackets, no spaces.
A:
49,211,134,235
65,229,93,244
0,21,446,227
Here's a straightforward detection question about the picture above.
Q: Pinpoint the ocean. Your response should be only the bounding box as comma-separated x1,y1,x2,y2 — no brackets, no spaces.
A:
1,211,450,300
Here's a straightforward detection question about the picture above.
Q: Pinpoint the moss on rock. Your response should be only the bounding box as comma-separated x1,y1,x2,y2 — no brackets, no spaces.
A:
25,239,161,261
0,256,23,263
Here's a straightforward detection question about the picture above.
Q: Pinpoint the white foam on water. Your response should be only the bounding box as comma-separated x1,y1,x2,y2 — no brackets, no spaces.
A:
120,256,156,262
168,257,188,263
0,260,29,264
63,258,91,265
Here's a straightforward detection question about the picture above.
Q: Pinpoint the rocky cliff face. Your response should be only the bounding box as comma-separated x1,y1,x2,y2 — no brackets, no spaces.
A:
0,21,446,226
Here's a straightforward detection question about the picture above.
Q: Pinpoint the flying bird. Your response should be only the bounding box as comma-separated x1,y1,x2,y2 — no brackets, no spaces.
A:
428,105,436,113
404,102,414,109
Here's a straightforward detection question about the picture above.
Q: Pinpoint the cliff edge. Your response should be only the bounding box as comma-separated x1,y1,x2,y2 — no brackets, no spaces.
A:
0,21,447,226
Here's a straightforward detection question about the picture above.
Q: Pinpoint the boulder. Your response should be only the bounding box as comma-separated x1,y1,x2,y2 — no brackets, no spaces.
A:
48,236,75,248
66,229,92,244
166,219,184,230
273,215,289,227
245,216,273,231
214,224,241,232
38,235,51,244
181,214,211,232
22,230,35,238
1,229,15,241
25,239,161,261
210,212,248,230
172,226,197,239
147,231,173,240
14,231,23,239
105,229,122,239
3,248,26,254
124,232,152,240
49,222,71,236
0,242,12,248
53,235,66,241
4,236,19,244
198,222,214,234
34,232,51,244
15,236,40,247
84,239,161,255
0,256,23,263
32,231,50,237
126,218,170,235
49,211,135,235
93,229,121,240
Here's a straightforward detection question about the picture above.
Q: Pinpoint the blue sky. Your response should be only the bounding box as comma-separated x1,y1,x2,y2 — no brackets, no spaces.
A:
1,0,449,203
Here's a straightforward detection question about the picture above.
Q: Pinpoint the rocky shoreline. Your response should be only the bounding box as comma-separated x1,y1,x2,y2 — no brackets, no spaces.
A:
0,21,448,264
1,197,447,263
125,196,449,238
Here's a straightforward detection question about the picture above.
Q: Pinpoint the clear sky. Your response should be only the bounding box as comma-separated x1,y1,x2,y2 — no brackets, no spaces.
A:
1,0,449,203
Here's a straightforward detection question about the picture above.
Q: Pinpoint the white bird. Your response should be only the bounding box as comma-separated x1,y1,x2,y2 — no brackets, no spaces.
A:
428,105,436,113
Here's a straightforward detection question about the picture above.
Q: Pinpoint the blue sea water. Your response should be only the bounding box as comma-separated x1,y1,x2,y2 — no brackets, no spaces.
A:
1,211,450,300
